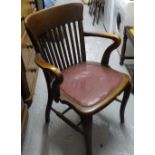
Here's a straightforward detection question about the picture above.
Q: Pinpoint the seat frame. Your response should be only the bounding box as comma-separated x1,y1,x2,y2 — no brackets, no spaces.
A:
25,3,131,155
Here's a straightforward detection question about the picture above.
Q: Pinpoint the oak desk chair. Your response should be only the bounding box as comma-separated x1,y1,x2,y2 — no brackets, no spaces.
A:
25,3,131,155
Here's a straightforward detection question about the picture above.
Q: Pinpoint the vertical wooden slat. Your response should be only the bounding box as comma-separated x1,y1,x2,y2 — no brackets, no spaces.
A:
41,37,54,64
44,35,56,65
68,23,77,64
53,27,66,69
49,29,63,69
38,38,51,63
37,39,47,60
62,24,74,66
57,26,70,67
78,21,86,61
45,32,59,67
73,21,81,62
46,31,60,68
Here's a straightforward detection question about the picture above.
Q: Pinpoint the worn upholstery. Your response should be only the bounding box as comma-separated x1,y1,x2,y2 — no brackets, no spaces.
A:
60,63,125,107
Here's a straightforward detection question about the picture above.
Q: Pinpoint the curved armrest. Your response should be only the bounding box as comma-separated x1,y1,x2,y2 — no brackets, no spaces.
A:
35,54,63,84
84,31,121,66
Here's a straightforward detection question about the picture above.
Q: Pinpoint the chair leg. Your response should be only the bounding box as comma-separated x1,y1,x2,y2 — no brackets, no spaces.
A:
45,95,53,123
93,3,98,25
89,0,93,14
120,82,131,123
97,3,101,24
88,0,92,6
120,28,128,65
89,0,95,15
81,115,93,155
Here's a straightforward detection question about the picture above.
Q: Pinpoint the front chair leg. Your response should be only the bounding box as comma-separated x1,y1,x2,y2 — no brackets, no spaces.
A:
45,95,53,123
120,82,131,123
81,115,93,155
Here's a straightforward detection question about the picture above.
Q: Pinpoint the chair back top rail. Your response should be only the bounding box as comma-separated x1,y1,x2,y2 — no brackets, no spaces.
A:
25,3,86,70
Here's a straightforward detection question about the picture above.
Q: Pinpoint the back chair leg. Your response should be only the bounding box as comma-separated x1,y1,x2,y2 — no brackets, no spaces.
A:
45,95,53,123
81,115,93,155
89,0,95,15
89,1,93,14
120,82,131,123
97,3,101,24
88,0,92,6
93,2,98,25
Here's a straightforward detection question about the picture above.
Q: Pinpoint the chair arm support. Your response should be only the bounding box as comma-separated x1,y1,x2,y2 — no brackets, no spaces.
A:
84,32,121,66
35,53,63,84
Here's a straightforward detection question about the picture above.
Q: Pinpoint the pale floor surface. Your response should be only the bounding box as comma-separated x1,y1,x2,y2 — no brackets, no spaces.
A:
22,2,134,155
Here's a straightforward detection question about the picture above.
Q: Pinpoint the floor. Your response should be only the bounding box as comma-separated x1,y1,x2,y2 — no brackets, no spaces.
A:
22,1,134,155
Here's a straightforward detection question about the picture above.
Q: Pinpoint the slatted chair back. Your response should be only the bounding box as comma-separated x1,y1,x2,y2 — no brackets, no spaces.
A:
25,3,86,71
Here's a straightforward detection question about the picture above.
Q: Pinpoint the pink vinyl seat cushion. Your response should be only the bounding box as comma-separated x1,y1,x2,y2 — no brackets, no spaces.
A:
60,63,124,107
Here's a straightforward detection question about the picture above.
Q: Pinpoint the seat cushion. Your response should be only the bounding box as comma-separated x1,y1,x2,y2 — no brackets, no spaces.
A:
60,63,125,107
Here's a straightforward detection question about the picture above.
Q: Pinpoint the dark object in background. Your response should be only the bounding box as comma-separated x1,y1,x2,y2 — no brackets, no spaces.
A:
125,64,134,94
34,0,44,10
21,97,29,145
34,0,55,10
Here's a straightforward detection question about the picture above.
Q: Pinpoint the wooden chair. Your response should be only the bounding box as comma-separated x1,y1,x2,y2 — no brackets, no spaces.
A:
25,3,131,155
